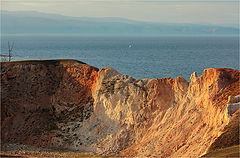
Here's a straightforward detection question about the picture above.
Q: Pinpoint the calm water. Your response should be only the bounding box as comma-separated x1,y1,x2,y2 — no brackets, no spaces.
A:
1,35,239,80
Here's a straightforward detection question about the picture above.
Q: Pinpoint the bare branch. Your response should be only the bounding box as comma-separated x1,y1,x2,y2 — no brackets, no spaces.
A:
10,42,14,51
8,41,14,61
8,41,10,51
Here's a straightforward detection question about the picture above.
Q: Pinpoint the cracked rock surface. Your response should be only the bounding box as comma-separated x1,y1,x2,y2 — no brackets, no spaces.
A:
1,60,239,157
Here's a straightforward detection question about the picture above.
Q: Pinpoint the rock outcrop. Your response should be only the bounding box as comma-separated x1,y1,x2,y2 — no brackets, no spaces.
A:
1,60,98,148
227,95,240,115
1,60,239,157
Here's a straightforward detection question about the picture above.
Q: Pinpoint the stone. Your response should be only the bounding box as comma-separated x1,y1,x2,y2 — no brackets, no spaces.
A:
1,60,239,157
227,95,240,115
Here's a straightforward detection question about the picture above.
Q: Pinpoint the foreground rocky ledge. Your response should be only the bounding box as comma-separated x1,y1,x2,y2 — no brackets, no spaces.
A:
1,60,239,157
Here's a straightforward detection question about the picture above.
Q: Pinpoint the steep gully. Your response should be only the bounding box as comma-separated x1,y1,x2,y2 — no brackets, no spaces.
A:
1,60,239,157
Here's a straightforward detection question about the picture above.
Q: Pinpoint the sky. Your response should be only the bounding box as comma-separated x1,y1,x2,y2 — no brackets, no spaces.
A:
1,0,239,26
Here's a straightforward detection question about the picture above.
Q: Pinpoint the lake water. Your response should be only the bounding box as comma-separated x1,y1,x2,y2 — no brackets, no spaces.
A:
1,35,239,80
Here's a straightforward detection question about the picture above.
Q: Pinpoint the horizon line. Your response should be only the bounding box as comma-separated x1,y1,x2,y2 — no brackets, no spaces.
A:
2,10,239,28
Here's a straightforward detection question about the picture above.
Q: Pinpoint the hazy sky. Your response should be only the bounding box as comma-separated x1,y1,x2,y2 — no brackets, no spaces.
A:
1,0,239,25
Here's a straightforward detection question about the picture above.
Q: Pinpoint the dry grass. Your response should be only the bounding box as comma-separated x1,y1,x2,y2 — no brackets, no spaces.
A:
0,150,113,158
1,143,114,158
202,145,239,157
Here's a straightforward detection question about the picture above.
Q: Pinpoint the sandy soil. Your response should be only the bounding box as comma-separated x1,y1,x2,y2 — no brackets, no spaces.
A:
0,143,106,157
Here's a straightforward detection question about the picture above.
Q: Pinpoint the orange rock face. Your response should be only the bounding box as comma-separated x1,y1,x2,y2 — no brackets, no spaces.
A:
1,60,239,157
119,68,239,157
1,60,98,147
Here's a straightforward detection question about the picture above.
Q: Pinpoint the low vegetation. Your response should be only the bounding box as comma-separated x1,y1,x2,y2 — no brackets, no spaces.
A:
202,145,239,157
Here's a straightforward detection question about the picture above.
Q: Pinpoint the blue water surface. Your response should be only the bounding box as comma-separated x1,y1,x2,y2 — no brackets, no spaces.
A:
1,35,239,80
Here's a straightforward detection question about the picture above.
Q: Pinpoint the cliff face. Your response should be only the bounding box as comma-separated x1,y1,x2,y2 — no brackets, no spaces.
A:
1,60,98,147
1,60,239,157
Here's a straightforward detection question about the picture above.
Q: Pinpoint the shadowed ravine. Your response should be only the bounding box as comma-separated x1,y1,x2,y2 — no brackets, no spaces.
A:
1,60,239,157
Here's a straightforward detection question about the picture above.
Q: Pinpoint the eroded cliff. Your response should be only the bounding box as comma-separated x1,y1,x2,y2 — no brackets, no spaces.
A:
1,60,239,157
1,60,98,148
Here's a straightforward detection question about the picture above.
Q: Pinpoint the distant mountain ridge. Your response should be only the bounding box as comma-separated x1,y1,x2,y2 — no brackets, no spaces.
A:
1,10,239,35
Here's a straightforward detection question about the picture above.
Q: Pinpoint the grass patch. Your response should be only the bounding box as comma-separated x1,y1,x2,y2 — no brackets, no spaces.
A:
202,145,239,157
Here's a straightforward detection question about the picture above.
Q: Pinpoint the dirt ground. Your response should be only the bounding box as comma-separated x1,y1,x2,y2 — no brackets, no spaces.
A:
0,143,108,157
